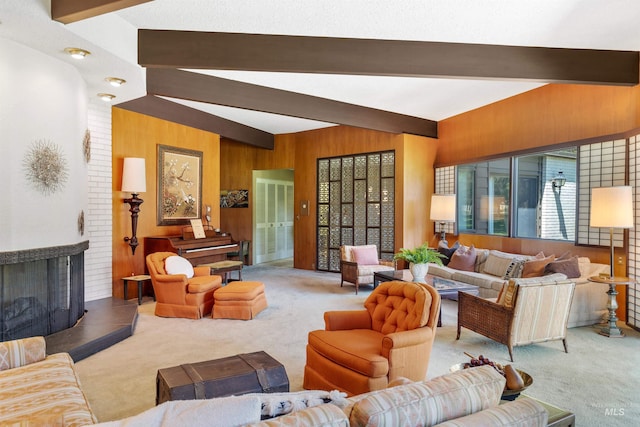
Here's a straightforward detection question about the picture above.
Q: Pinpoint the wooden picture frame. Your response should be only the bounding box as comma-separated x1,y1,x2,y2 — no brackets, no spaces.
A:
157,144,203,226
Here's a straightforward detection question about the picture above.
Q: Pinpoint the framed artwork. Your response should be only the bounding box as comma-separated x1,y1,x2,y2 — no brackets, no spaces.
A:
157,144,203,225
220,189,249,208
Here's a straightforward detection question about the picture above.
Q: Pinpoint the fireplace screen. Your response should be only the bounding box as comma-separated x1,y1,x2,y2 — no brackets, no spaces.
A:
0,243,86,341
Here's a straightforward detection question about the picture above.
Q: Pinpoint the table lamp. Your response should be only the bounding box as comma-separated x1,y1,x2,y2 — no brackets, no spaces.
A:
589,185,633,337
430,194,456,244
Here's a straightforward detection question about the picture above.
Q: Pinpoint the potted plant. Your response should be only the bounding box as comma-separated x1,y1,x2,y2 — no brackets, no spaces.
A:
394,243,447,281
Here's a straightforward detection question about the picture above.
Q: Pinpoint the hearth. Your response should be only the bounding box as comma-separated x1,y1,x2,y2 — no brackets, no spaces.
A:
0,241,88,341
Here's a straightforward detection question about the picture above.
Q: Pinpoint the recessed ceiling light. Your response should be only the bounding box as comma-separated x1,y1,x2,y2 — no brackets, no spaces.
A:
105,77,126,87
64,47,91,59
98,93,115,102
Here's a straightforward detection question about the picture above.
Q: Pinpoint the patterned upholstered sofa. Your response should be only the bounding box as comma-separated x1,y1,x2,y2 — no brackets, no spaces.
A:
95,365,548,426
0,336,97,426
1,336,548,426
428,246,609,328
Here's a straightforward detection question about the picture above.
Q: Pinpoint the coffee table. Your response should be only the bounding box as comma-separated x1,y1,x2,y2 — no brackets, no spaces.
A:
373,270,479,326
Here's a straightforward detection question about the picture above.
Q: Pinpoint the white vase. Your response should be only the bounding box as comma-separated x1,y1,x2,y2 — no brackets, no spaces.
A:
409,263,429,282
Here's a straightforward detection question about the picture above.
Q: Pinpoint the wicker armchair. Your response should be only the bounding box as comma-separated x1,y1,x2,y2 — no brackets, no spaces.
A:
340,244,395,294
457,279,576,361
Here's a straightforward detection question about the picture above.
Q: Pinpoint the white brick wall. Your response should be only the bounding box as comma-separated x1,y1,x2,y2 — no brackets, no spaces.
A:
85,101,113,301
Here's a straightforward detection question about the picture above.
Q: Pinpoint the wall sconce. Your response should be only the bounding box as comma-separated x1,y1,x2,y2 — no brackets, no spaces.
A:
551,171,566,193
122,158,146,255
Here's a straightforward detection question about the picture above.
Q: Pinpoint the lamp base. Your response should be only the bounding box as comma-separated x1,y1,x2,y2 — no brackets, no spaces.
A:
599,326,624,338
599,282,624,338
124,193,144,255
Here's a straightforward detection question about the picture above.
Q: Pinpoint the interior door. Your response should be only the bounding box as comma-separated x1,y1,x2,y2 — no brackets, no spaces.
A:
255,178,294,264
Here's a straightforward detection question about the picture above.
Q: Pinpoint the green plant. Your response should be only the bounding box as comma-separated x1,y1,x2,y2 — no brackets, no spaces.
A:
393,243,446,266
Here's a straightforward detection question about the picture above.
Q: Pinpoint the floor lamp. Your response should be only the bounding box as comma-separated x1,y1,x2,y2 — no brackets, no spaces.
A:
430,194,456,245
589,186,634,337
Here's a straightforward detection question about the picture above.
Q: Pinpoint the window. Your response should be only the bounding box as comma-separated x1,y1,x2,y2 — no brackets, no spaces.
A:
457,159,510,236
515,148,577,240
452,148,577,240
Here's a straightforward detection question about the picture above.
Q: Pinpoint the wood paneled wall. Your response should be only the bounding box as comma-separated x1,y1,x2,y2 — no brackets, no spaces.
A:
437,84,637,167
112,108,220,299
220,126,439,271
437,83,640,320
219,137,296,260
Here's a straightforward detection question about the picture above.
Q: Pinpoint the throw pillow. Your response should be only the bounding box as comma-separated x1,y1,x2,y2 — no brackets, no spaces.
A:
521,254,555,278
447,244,477,271
501,281,517,308
437,241,460,265
351,246,379,265
482,251,519,277
503,258,526,279
165,255,195,278
545,256,581,278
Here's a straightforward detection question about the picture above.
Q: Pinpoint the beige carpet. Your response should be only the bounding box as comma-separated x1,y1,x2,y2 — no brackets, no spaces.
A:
75,264,640,426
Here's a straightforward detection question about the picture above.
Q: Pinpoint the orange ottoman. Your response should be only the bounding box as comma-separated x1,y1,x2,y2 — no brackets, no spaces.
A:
212,281,267,320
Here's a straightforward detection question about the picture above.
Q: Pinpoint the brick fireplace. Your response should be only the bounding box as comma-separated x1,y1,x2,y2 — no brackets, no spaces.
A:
0,241,88,341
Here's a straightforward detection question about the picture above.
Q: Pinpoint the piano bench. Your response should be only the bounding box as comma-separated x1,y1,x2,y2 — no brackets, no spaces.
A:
199,260,243,284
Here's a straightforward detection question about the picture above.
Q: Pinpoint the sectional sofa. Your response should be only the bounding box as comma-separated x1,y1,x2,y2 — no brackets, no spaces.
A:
429,246,609,328
0,336,96,426
1,336,549,426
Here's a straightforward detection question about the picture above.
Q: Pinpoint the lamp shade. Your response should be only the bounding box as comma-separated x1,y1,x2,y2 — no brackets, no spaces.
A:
121,158,146,193
590,186,633,228
430,194,456,222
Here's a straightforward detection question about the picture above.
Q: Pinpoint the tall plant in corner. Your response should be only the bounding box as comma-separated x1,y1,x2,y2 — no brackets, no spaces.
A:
394,243,446,281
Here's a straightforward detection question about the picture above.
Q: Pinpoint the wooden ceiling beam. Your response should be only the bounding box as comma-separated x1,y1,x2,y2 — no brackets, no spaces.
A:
52,0,153,24
139,30,639,86
116,95,274,149
145,69,438,138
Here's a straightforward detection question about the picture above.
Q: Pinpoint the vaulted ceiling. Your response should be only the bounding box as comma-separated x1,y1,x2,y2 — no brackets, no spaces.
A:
3,1,640,148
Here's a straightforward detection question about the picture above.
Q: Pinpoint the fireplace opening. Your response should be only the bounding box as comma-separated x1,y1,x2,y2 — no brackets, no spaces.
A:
0,242,88,342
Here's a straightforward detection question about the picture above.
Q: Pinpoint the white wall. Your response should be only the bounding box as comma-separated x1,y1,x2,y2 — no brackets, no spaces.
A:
0,37,114,301
85,101,114,300
0,37,88,251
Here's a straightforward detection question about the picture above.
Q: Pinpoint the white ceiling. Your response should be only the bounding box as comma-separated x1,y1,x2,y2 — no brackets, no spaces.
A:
3,0,640,135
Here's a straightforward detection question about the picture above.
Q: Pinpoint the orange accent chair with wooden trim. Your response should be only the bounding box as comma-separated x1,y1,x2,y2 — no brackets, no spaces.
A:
146,252,222,319
303,280,441,396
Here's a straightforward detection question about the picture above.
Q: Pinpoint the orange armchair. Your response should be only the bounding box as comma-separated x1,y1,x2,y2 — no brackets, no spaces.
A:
303,280,441,396
146,252,223,319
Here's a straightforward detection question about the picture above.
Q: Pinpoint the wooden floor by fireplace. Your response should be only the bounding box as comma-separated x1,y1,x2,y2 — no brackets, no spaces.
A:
45,298,138,362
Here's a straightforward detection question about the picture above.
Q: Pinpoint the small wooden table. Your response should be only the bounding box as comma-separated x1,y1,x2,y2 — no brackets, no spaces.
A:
122,275,153,305
199,260,244,284
373,270,479,326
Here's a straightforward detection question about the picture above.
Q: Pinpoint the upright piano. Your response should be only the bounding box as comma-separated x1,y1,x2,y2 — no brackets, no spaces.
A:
144,233,239,266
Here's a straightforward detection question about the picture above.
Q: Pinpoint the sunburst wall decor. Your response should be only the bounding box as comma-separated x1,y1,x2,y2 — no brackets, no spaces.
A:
23,139,69,195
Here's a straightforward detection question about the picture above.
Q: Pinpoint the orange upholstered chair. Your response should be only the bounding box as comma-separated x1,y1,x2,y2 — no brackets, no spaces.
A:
303,280,441,396
146,252,222,319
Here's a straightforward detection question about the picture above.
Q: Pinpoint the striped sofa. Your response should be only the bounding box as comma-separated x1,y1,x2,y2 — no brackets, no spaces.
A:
94,366,547,426
0,336,97,426
428,248,609,328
